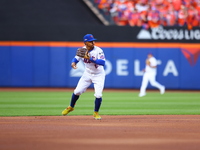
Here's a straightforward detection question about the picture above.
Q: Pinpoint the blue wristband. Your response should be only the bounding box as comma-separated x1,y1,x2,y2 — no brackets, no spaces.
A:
71,58,79,64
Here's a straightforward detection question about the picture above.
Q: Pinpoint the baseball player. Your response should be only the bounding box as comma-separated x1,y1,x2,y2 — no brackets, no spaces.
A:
62,34,106,120
139,53,165,97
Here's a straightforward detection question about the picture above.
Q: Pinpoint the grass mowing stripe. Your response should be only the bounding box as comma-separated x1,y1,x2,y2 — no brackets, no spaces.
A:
0,91,200,116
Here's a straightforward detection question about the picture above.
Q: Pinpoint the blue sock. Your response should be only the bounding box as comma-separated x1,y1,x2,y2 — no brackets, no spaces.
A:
94,98,102,112
70,93,79,108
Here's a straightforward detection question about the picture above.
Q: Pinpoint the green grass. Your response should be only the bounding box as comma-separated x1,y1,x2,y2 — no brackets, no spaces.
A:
0,90,200,116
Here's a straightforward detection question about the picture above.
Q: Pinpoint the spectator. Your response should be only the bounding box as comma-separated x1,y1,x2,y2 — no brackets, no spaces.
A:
183,0,193,8
135,0,149,13
165,4,178,26
177,5,188,26
135,0,149,26
147,7,161,28
195,0,200,14
153,0,169,26
128,8,143,26
110,0,129,25
95,0,113,14
187,4,199,27
172,0,182,11
94,0,200,27
193,1,200,27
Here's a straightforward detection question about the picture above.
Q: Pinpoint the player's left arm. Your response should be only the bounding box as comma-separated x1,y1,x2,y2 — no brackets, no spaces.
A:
89,50,105,66
89,58,105,66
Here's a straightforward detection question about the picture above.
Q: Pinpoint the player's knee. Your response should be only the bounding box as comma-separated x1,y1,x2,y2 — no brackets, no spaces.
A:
151,82,157,86
94,93,102,98
74,90,83,96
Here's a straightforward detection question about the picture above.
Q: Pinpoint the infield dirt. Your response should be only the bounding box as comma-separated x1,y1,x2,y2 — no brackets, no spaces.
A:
0,115,200,150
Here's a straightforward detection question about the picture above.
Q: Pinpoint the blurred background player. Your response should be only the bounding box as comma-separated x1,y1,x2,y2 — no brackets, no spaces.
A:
62,34,106,119
139,53,165,97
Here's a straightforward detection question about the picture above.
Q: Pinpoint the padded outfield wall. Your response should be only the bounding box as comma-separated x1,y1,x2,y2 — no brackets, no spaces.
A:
1,1,200,89
0,41,200,90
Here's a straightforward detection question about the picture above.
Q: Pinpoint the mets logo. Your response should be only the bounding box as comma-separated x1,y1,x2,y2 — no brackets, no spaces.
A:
181,48,200,66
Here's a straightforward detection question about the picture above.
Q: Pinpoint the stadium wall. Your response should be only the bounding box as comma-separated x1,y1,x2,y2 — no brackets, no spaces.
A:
0,41,200,90
1,1,200,90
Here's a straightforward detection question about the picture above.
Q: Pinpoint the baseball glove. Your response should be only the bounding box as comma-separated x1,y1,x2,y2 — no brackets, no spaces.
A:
76,48,90,59
146,59,150,65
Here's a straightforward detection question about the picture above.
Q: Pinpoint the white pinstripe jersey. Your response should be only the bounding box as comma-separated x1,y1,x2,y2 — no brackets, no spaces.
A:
75,46,105,74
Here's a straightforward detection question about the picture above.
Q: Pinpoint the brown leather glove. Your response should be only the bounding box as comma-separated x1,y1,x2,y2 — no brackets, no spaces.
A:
76,48,90,59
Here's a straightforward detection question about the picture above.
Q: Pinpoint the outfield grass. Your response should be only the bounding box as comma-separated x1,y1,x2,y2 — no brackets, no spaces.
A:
0,90,200,116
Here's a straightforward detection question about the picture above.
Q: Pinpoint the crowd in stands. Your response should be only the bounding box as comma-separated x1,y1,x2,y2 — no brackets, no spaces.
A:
94,0,200,29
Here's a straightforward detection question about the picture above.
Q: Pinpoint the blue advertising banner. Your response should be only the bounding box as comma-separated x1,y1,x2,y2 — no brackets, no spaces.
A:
0,42,200,89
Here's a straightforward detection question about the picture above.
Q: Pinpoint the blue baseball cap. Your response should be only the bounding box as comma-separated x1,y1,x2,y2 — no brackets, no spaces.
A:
83,34,97,42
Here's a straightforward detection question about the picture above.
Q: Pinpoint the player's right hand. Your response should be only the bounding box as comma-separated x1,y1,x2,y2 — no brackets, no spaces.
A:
71,62,77,69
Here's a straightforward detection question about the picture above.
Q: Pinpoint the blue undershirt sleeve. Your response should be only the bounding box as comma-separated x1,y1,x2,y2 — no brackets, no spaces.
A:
71,58,79,64
89,58,105,66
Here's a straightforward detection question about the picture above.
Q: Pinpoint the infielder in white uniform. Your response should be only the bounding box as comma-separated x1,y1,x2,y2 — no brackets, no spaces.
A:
62,34,106,119
139,53,165,97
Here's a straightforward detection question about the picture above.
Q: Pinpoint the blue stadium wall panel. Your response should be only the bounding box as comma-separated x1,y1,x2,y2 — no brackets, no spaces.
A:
0,42,200,89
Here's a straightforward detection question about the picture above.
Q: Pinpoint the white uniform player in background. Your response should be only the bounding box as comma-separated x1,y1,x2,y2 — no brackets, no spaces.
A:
62,34,106,120
139,53,165,97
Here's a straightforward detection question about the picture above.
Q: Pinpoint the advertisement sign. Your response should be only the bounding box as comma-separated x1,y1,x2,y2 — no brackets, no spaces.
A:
137,26,200,41
0,42,200,89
